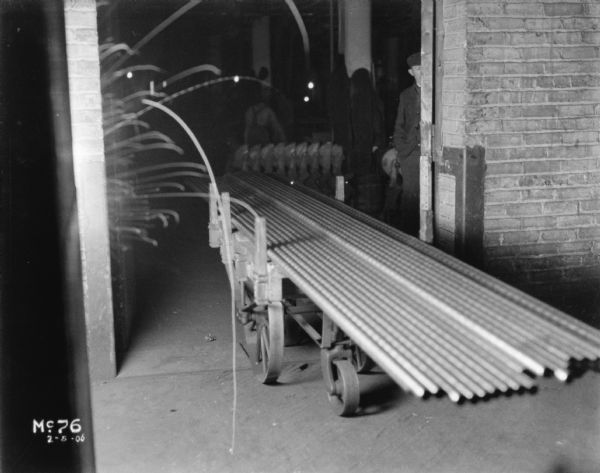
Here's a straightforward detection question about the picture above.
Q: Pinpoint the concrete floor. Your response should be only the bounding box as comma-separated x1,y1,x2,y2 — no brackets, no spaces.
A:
92,200,600,473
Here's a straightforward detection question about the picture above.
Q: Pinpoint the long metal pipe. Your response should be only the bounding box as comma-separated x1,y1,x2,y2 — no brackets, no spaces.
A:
290,177,600,345
255,211,481,397
234,197,533,396
245,178,536,388
216,173,600,401
236,215,499,400
235,206,507,399
229,175,596,374
235,174,600,362
231,220,433,398
276,232,495,398
231,177,580,374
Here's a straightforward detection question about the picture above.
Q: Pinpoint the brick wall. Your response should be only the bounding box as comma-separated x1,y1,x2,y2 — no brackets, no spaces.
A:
65,0,115,380
442,0,468,148
462,0,600,306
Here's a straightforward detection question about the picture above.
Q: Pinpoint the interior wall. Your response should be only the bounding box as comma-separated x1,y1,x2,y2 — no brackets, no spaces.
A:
435,0,484,263
1,0,96,469
436,0,600,313
441,0,467,150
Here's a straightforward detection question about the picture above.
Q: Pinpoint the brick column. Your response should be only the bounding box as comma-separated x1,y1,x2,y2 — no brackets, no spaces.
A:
64,0,115,380
456,0,600,307
435,0,470,254
441,0,468,150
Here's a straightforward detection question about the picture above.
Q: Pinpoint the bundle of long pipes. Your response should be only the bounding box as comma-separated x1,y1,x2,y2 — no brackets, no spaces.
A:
218,172,600,402
231,142,344,196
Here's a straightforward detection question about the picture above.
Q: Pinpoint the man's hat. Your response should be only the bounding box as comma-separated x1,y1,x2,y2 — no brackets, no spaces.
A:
407,52,421,68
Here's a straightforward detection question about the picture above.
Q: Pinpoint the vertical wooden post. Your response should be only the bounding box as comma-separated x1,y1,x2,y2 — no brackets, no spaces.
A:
220,192,233,268
420,0,435,243
434,0,445,163
208,183,221,248
254,217,268,305
433,0,445,248
461,148,468,253
335,175,345,201
267,264,283,302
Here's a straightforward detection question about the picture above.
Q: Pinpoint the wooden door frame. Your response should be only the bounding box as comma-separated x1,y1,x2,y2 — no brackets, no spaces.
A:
420,0,442,243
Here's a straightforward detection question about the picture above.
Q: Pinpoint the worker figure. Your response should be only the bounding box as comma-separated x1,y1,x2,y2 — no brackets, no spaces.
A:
244,83,286,147
380,147,403,227
393,52,421,236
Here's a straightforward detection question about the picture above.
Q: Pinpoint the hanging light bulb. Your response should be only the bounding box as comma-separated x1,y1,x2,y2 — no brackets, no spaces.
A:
233,75,240,83
126,71,133,79
307,81,314,90
303,96,310,103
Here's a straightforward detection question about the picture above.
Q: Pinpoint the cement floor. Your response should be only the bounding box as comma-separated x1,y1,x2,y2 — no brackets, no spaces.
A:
92,201,600,473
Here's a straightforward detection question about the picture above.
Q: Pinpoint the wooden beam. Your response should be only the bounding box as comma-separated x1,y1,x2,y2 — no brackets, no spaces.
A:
420,0,435,243
434,0,445,162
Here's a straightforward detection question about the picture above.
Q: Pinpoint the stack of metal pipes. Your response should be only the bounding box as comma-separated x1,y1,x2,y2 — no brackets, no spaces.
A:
231,142,344,196
219,172,600,402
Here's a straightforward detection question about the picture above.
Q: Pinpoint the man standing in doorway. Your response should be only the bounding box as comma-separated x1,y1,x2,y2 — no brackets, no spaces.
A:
393,52,421,236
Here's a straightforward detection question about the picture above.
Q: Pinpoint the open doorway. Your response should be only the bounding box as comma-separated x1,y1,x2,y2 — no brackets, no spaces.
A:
97,0,423,370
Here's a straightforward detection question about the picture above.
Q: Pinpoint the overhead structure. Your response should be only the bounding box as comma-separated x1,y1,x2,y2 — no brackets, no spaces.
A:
206,172,600,415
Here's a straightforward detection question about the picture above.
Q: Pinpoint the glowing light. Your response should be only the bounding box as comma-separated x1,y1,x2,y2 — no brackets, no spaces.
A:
307,81,314,90
233,75,240,83
303,96,310,103
126,71,133,79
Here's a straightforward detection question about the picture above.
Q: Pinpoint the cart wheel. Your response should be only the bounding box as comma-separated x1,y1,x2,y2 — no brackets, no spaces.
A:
327,359,360,416
255,302,284,384
352,345,375,374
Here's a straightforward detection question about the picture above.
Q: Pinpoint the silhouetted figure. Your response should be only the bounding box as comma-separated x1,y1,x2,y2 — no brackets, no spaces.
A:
393,52,421,236
244,83,286,147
